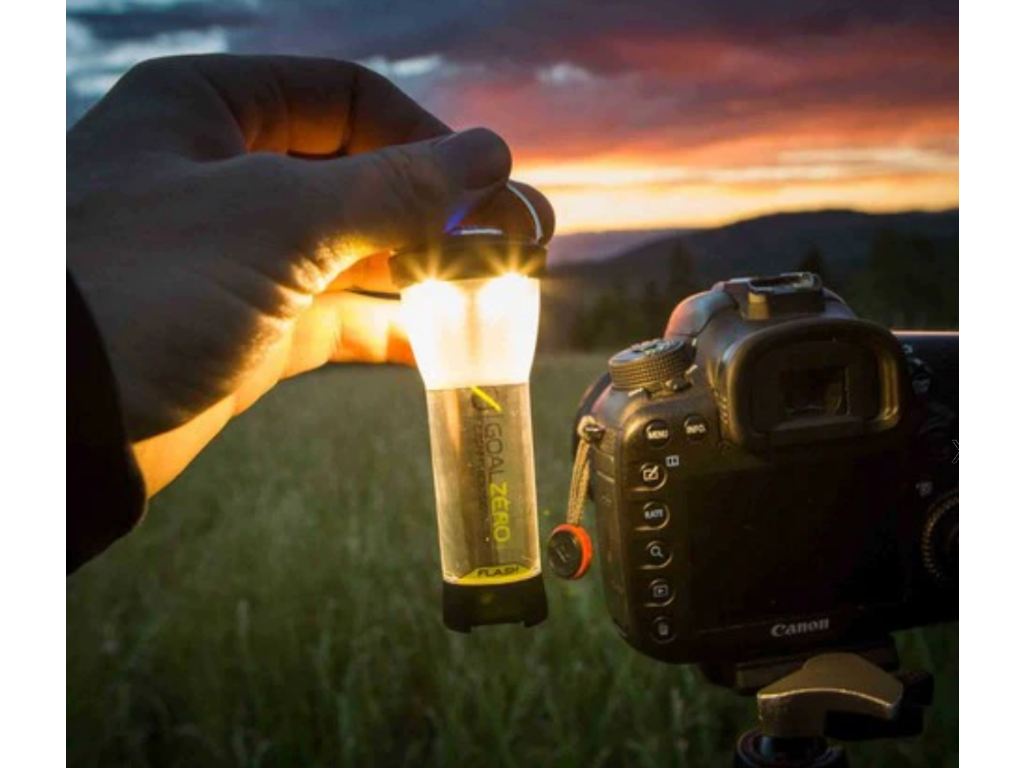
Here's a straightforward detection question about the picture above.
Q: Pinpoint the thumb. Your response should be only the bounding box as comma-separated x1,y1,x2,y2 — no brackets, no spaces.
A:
229,128,513,282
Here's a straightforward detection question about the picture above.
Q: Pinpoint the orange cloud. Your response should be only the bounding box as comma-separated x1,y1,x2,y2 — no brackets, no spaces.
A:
68,0,958,232
432,24,958,231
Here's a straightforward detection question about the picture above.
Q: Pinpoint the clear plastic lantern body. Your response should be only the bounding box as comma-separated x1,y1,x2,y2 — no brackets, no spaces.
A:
402,275,542,588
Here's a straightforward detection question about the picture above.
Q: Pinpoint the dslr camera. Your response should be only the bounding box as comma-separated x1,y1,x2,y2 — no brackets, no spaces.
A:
575,273,958,672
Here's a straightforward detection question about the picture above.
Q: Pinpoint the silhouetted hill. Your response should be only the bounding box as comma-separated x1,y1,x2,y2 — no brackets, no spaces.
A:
541,209,958,350
547,229,689,267
549,209,958,289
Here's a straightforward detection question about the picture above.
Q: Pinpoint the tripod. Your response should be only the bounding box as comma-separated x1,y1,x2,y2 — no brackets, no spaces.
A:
707,639,935,768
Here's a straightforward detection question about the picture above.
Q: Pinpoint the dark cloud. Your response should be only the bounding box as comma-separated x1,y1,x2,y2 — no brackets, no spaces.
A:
67,0,958,226
67,1,958,87
68,1,258,42
219,0,958,156
227,0,957,73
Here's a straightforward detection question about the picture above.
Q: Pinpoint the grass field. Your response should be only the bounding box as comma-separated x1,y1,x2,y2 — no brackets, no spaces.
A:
67,356,959,768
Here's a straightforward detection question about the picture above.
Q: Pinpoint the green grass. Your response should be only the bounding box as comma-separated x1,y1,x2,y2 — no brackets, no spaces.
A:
68,356,958,768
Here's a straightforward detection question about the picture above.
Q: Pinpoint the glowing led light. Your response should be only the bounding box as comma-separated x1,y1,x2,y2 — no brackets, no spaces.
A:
402,275,540,391
479,273,534,324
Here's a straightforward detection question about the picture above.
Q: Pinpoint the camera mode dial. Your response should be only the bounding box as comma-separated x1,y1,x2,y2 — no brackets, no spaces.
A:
609,339,694,393
922,492,958,586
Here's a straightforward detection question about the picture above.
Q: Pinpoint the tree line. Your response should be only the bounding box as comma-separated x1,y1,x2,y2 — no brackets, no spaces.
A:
559,230,958,351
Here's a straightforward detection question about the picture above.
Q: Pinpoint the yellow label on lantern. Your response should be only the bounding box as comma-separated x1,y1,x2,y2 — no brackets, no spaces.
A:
456,564,534,586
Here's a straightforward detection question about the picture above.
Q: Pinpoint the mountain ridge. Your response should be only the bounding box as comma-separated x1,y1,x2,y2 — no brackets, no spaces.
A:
540,208,959,349
548,208,959,285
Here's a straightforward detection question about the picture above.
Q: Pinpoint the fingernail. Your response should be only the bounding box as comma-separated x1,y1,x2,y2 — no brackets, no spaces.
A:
435,129,512,191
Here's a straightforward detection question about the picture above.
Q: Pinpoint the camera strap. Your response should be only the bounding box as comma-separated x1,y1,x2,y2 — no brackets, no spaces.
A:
567,419,597,527
547,417,604,581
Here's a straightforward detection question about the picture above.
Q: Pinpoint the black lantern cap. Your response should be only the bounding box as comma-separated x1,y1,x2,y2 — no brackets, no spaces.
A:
390,182,549,289
390,228,548,289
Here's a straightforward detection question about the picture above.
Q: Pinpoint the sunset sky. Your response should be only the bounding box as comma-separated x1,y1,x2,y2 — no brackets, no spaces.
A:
66,0,959,233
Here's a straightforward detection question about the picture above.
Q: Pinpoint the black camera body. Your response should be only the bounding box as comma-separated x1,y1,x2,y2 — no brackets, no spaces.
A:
578,274,958,667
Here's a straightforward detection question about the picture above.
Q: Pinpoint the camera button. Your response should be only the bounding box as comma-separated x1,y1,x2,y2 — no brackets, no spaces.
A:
684,415,711,442
642,540,673,568
651,616,676,644
645,421,671,448
638,502,670,530
647,579,674,606
637,462,667,490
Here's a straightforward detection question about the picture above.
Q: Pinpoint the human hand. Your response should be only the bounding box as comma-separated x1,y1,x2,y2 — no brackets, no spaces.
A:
67,55,554,496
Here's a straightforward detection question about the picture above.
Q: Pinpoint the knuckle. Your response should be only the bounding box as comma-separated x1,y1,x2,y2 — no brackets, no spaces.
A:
122,54,233,90
122,57,183,86
351,62,392,90
367,148,447,227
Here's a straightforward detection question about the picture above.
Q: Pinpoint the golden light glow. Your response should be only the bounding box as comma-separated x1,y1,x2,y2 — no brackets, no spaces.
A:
478,273,534,323
401,279,467,323
518,161,958,234
401,275,541,391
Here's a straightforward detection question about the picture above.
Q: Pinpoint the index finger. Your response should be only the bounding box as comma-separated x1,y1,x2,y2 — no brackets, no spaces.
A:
100,55,450,159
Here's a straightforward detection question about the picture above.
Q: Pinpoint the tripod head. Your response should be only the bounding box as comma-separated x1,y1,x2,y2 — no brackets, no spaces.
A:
731,646,935,768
